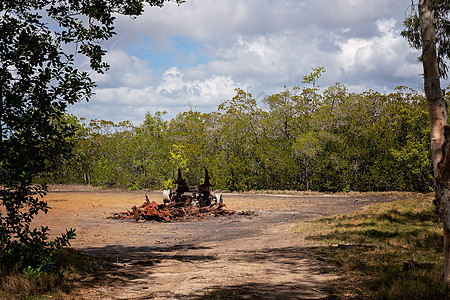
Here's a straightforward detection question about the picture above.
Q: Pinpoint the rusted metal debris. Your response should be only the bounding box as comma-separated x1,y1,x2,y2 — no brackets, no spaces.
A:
109,199,236,222
109,168,248,222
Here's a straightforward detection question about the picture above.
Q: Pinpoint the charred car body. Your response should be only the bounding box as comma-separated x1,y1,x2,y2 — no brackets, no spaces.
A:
163,167,222,207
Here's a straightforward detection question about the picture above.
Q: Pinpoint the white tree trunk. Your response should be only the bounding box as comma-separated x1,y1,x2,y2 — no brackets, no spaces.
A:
419,0,450,282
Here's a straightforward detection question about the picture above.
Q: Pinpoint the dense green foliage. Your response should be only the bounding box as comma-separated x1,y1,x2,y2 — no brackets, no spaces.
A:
402,0,450,78
43,72,435,192
0,0,182,275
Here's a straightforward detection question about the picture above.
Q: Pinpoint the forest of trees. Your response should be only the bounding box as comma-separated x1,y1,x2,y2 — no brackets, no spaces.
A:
40,70,437,193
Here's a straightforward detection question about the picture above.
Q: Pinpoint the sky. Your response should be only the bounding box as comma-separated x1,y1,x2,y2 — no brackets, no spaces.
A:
68,0,427,125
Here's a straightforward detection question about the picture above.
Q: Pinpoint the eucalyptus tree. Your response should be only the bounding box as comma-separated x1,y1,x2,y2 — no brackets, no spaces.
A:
167,110,211,185
131,111,172,189
403,0,450,282
0,0,183,272
217,88,272,190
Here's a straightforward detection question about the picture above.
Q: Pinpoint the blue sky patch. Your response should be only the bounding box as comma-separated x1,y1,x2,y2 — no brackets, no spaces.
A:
128,36,209,71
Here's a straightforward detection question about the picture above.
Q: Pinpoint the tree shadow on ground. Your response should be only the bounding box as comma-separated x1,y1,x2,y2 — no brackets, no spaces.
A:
70,244,333,299
180,246,335,299
304,204,441,247
71,244,215,290
233,245,334,275
331,208,439,228
187,282,334,300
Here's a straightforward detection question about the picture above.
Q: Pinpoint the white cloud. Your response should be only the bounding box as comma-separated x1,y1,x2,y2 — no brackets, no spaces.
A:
336,18,422,89
69,0,426,123
90,50,158,88
157,67,236,107
70,66,237,124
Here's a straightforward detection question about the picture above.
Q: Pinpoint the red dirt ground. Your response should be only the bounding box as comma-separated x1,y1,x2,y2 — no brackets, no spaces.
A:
31,185,405,299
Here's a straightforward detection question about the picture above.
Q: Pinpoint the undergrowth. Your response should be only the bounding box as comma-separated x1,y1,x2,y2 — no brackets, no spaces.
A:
0,248,101,299
293,195,448,299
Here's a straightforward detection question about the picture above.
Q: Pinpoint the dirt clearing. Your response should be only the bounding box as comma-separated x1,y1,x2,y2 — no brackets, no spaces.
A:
32,185,404,299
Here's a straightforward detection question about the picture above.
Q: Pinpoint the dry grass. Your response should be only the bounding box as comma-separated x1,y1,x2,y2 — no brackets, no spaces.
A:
0,270,64,299
293,194,448,299
0,248,103,299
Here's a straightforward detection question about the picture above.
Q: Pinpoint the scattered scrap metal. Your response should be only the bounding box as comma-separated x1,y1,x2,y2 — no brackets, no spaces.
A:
109,168,250,222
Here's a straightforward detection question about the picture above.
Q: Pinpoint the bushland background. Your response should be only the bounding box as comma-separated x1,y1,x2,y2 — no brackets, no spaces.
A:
40,80,435,194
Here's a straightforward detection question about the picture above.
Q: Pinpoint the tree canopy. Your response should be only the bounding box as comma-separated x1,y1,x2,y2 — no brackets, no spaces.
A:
42,75,434,194
0,0,182,273
402,0,450,78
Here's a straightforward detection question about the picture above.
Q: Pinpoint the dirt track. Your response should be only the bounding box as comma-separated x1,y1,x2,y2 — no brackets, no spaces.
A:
33,185,400,299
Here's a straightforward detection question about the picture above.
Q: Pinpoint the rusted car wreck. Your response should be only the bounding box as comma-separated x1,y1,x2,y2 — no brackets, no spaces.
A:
110,168,234,222
163,167,222,207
